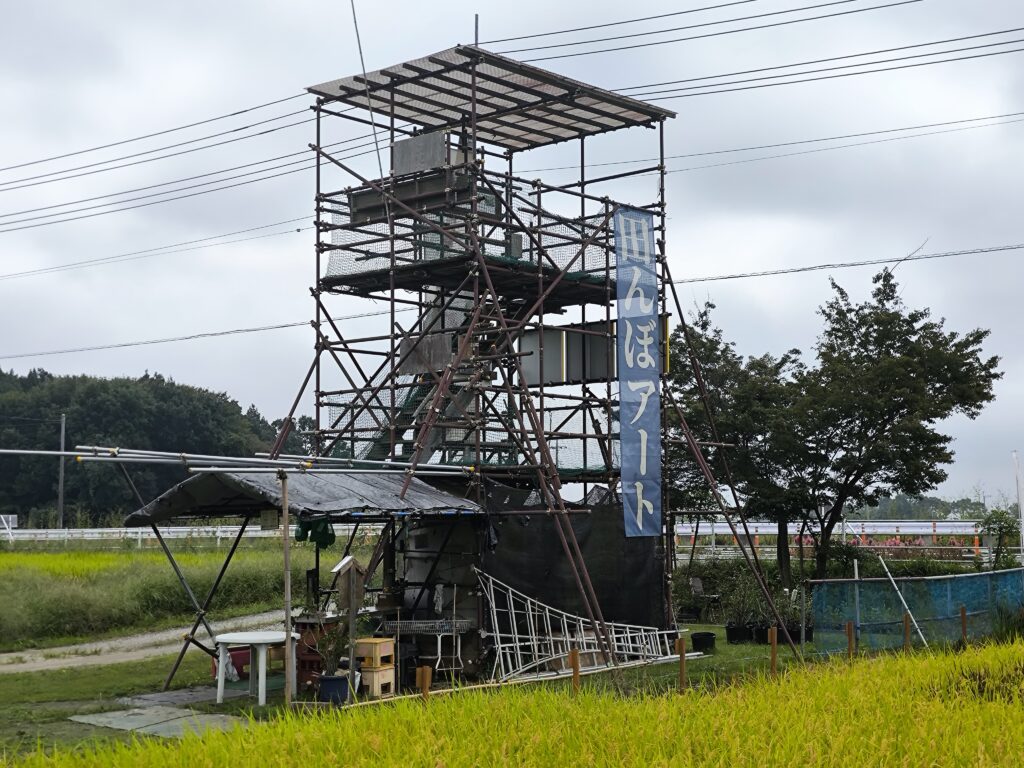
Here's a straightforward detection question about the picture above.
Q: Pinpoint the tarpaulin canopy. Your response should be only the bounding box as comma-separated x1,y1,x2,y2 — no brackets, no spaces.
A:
123,471,480,527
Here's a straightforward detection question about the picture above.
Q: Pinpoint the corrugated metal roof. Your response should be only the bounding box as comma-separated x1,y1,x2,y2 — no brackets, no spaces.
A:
124,471,479,526
307,46,675,151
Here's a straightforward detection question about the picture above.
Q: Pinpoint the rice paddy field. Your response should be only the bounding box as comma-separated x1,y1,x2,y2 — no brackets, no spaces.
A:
0,546,323,650
11,641,1024,767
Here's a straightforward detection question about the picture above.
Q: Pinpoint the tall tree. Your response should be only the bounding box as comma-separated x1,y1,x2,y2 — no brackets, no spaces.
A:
667,271,1001,579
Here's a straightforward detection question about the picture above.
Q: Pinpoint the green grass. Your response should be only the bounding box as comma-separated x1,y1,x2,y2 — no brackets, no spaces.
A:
12,641,1024,767
0,544,374,651
0,652,213,759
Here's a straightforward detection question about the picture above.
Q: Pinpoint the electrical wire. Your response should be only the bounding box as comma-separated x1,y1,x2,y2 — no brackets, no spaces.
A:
629,37,1024,97
615,26,1024,92
647,45,1024,99
500,0,864,54
648,116,1024,174
0,130,403,221
0,226,312,282
0,113,312,190
0,157,315,228
0,308,415,361
2,242,1019,361
672,244,1024,284
520,110,1024,173
0,93,306,174
0,217,308,281
522,0,922,62
0,143,381,234
480,0,759,45
0,164,314,234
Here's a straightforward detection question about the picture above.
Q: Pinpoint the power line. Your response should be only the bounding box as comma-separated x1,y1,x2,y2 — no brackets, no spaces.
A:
659,116,1024,173
0,216,307,281
0,157,314,228
672,244,1024,284
0,94,306,174
0,117,312,195
0,143,380,235
0,226,312,282
0,164,314,234
521,110,1024,173
0,133,387,221
3,241,1020,361
501,0,864,54
522,0,922,62
0,112,311,190
629,36,1024,97
0,308,413,361
480,0,759,44
647,45,1024,99
615,26,1024,92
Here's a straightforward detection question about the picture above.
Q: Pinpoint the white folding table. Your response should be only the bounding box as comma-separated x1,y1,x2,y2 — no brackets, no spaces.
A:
215,630,298,706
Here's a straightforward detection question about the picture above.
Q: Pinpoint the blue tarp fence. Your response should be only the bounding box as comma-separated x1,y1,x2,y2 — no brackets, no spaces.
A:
811,567,1024,653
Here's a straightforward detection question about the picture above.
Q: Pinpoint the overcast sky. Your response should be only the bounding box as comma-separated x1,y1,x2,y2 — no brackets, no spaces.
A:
1,0,1021,503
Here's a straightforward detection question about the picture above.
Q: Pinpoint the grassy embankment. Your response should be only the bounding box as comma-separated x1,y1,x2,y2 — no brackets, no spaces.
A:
0,543,373,651
10,641,1024,767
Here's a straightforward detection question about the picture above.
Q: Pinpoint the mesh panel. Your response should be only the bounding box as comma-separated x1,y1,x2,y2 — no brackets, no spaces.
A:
323,185,615,286
812,568,1024,653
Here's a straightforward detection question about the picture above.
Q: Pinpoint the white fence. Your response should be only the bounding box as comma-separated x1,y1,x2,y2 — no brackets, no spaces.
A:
1,524,366,546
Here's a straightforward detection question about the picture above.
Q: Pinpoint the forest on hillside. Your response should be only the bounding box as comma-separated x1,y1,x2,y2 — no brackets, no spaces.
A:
0,369,312,526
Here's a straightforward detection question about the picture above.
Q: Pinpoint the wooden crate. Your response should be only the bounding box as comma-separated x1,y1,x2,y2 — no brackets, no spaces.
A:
354,637,395,668
359,665,395,699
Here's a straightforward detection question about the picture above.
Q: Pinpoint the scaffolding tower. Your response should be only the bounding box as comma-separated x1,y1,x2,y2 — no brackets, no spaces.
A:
303,46,676,672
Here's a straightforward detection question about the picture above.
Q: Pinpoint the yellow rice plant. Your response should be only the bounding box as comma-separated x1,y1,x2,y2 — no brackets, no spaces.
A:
14,641,1024,767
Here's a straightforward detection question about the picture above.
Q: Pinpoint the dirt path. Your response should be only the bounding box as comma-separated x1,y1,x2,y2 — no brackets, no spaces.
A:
0,610,284,674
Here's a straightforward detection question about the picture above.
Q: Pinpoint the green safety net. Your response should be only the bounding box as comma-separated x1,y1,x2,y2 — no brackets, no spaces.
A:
811,568,1024,653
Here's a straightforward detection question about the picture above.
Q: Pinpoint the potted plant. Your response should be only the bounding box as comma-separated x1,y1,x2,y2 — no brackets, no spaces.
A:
782,588,813,643
750,593,773,645
722,574,757,644
315,621,351,705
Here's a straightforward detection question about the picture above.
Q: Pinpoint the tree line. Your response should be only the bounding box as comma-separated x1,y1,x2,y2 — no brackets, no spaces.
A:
0,369,312,527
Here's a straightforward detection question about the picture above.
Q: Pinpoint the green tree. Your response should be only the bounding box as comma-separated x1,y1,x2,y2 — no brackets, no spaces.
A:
980,508,1021,570
668,271,1001,579
0,369,306,525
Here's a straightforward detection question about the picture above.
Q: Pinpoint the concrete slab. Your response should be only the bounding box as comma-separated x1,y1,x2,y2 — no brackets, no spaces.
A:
70,706,244,739
118,686,247,708
140,711,243,739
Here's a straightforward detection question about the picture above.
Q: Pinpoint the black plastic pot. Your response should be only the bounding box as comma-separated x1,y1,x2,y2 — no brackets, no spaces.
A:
725,623,753,644
691,631,716,653
780,623,814,643
751,623,771,645
317,674,350,705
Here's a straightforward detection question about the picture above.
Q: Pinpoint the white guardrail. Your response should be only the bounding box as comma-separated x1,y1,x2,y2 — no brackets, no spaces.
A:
1,524,368,545
674,519,984,536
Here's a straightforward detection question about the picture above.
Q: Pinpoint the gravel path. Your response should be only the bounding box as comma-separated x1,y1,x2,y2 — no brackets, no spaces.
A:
0,610,285,674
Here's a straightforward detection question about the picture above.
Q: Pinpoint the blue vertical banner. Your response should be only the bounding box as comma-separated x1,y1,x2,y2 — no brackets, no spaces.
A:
614,207,662,538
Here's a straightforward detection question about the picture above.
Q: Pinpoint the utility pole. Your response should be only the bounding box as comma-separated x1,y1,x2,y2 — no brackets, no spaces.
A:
1014,450,1023,566
57,413,66,528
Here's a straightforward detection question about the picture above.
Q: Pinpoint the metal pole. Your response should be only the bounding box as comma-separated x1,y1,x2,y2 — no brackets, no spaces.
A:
279,471,293,706
799,584,806,656
877,555,927,647
57,413,65,528
852,558,861,646
1013,450,1023,565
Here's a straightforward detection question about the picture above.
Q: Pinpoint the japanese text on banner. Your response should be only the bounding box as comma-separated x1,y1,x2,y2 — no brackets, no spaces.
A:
614,208,662,538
